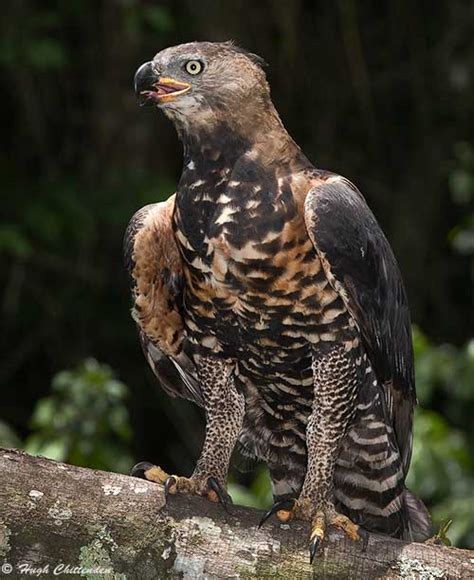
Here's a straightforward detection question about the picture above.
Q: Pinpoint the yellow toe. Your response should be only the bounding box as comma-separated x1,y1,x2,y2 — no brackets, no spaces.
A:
143,465,170,484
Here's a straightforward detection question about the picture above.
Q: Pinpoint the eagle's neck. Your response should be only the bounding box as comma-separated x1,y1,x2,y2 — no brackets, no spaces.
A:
176,100,310,191
180,124,250,173
172,100,311,259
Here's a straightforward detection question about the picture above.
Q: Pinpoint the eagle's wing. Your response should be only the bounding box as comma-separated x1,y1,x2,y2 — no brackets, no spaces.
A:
304,173,415,475
124,195,202,406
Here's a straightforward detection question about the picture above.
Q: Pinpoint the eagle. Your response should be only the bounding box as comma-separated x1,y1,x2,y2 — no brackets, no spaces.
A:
126,41,431,560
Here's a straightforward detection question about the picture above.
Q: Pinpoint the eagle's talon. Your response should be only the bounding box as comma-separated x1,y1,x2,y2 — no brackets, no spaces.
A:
130,461,155,479
329,510,364,544
207,476,232,510
156,473,232,508
261,499,365,564
309,535,322,563
308,510,326,564
130,462,170,484
258,498,297,528
164,475,178,498
359,527,369,551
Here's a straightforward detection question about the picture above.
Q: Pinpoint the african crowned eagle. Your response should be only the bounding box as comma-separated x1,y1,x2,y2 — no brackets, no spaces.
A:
125,41,431,560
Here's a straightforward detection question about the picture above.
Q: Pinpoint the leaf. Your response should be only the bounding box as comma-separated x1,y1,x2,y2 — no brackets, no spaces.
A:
24,436,68,462
21,359,132,473
0,225,32,259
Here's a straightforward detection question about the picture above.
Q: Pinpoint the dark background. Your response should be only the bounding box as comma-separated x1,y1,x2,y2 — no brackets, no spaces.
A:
1,0,473,547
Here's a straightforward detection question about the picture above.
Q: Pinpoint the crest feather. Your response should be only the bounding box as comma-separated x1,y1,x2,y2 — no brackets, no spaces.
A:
224,40,268,68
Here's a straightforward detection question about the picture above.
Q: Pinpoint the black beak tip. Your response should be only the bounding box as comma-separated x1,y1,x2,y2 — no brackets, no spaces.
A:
133,61,158,98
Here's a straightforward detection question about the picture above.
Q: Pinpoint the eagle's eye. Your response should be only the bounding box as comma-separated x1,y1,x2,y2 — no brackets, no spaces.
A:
184,60,203,75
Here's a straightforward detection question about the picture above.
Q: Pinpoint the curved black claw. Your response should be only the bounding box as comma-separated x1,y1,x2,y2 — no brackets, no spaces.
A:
359,527,369,552
258,498,296,529
208,477,232,512
309,536,321,564
130,461,155,479
164,476,177,500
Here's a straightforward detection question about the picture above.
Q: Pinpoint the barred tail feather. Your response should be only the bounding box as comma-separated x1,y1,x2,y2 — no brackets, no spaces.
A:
334,385,409,537
404,488,432,541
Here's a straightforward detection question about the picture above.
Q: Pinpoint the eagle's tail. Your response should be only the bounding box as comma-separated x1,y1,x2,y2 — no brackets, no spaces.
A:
404,488,432,541
333,370,433,540
334,419,408,537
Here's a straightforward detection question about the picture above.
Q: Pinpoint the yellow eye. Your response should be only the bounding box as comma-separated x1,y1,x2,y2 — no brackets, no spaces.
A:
185,60,203,75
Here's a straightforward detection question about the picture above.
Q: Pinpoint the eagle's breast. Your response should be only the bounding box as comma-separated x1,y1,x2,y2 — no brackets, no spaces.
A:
173,168,350,362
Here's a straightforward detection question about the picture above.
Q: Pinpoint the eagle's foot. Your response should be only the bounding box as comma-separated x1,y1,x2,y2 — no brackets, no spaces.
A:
130,461,169,483
308,506,368,562
259,496,318,527
258,497,299,527
164,474,231,509
259,497,368,563
130,462,231,508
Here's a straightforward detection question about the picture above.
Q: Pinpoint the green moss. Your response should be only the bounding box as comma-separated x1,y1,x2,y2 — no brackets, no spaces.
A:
397,556,444,579
182,516,219,547
237,551,355,580
312,560,355,579
236,556,307,579
78,526,124,580
0,523,11,558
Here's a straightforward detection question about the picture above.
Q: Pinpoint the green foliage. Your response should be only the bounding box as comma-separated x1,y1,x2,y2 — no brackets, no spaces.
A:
408,408,474,547
0,9,67,69
0,421,22,448
413,328,474,407
228,466,273,509
142,6,174,33
432,498,474,549
432,520,453,547
448,142,474,256
409,409,472,501
24,359,133,474
409,329,474,548
0,224,32,260
122,3,174,35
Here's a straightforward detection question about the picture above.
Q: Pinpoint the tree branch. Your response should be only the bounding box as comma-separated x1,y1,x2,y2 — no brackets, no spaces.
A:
0,449,472,579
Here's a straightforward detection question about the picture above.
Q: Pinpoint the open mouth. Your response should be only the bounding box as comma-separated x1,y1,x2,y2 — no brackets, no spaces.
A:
140,77,191,105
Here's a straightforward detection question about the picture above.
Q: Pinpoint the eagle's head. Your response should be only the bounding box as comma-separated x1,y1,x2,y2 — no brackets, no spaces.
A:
134,41,270,131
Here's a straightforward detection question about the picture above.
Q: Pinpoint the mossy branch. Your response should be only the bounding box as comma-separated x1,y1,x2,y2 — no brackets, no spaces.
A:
0,449,473,579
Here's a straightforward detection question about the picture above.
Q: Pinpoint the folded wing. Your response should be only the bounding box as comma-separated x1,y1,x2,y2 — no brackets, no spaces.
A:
304,174,416,476
124,195,202,406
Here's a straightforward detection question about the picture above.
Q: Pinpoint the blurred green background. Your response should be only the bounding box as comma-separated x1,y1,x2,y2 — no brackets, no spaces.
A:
1,0,473,548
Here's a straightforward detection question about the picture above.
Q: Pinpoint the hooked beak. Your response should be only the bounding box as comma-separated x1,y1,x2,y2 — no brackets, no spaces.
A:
134,61,191,106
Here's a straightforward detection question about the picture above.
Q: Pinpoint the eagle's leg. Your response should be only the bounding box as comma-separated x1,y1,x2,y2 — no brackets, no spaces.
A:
260,340,367,561
132,357,244,506
303,341,367,559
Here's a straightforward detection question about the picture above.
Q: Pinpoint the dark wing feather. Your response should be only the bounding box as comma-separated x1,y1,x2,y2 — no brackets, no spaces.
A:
304,174,416,474
124,197,202,407
137,329,202,405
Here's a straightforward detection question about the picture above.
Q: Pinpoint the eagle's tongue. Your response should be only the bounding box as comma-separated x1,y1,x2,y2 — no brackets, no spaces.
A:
156,84,176,95
156,82,187,95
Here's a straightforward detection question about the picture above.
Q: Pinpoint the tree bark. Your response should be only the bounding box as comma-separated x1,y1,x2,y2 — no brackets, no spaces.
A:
0,449,472,579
